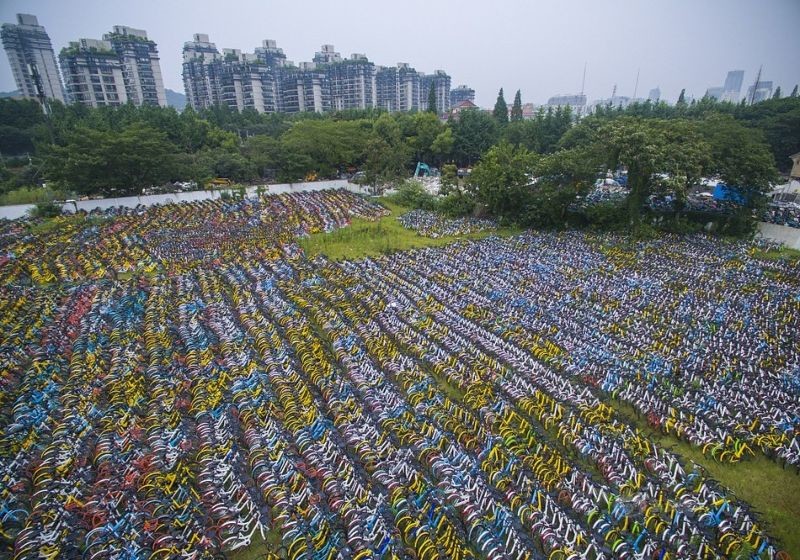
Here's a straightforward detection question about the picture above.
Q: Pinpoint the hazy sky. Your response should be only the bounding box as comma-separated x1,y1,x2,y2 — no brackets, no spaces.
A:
1,0,798,107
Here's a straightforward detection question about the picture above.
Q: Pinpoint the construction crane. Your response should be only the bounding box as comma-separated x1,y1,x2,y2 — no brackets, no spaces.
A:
414,162,431,178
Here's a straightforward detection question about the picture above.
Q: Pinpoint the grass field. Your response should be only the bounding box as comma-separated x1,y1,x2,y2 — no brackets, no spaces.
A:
299,199,520,261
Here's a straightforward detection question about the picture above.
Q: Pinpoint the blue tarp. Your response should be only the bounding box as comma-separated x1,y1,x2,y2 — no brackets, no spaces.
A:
713,183,746,204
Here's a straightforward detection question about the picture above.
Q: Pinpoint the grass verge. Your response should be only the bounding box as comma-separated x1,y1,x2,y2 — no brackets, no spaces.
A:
753,246,800,262
299,199,520,261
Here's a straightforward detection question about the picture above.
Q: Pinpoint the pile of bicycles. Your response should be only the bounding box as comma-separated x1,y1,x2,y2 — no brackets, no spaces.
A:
0,192,797,559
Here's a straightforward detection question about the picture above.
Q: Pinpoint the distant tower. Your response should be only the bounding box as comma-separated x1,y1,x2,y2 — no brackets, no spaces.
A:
749,65,762,105
581,61,586,96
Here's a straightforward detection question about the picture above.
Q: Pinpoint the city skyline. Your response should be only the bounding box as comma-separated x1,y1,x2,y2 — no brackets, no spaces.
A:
1,0,799,109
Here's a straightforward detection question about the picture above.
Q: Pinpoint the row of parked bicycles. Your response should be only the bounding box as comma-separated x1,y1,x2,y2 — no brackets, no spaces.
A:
0,189,389,285
0,190,798,559
397,210,496,238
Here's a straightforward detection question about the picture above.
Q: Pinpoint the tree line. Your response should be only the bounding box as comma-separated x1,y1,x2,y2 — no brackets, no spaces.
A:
0,92,796,236
1,95,609,198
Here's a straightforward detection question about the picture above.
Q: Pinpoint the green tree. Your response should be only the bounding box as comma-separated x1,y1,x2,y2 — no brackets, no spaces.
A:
791,85,798,98
439,163,458,195
510,90,523,122
526,147,599,227
701,115,777,201
467,142,537,223
427,83,437,114
677,89,686,106
0,125,36,155
364,114,411,186
281,119,369,177
493,88,509,125
733,97,800,173
773,86,782,100
430,128,455,165
45,123,174,196
408,112,443,164
451,109,499,165
276,152,315,183
503,119,539,152
599,117,709,227
242,135,282,178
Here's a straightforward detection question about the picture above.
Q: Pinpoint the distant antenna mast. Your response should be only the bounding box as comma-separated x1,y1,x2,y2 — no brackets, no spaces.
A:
581,61,587,95
633,68,640,99
611,83,617,99
749,65,762,105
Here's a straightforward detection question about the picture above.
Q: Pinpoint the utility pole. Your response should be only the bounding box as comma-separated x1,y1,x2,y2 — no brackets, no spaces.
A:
633,68,640,100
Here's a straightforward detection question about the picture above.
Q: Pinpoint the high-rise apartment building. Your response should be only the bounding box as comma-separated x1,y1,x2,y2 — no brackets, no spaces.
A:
327,54,376,110
60,27,165,109
1,14,65,104
312,45,376,111
705,70,746,104
449,85,475,107
281,63,331,113
397,63,421,112
182,34,223,110
103,26,166,107
647,87,661,102
375,63,421,113
182,35,451,115
420,70,451,113
59,38,128,107
375,66,398,112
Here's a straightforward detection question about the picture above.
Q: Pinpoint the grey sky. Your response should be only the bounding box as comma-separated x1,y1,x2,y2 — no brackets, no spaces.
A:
1,0,798,107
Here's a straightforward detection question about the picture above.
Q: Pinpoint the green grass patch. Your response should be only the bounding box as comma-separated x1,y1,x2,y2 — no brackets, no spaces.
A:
609,400,800,556
228,525,283,560
0,186,71,205
299,199,521,261
753,246,800,262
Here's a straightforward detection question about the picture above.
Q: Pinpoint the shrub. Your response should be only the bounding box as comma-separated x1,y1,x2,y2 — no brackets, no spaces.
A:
584,202,629,231
28,200,62,218
387,180,439,211
438,192,475,218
